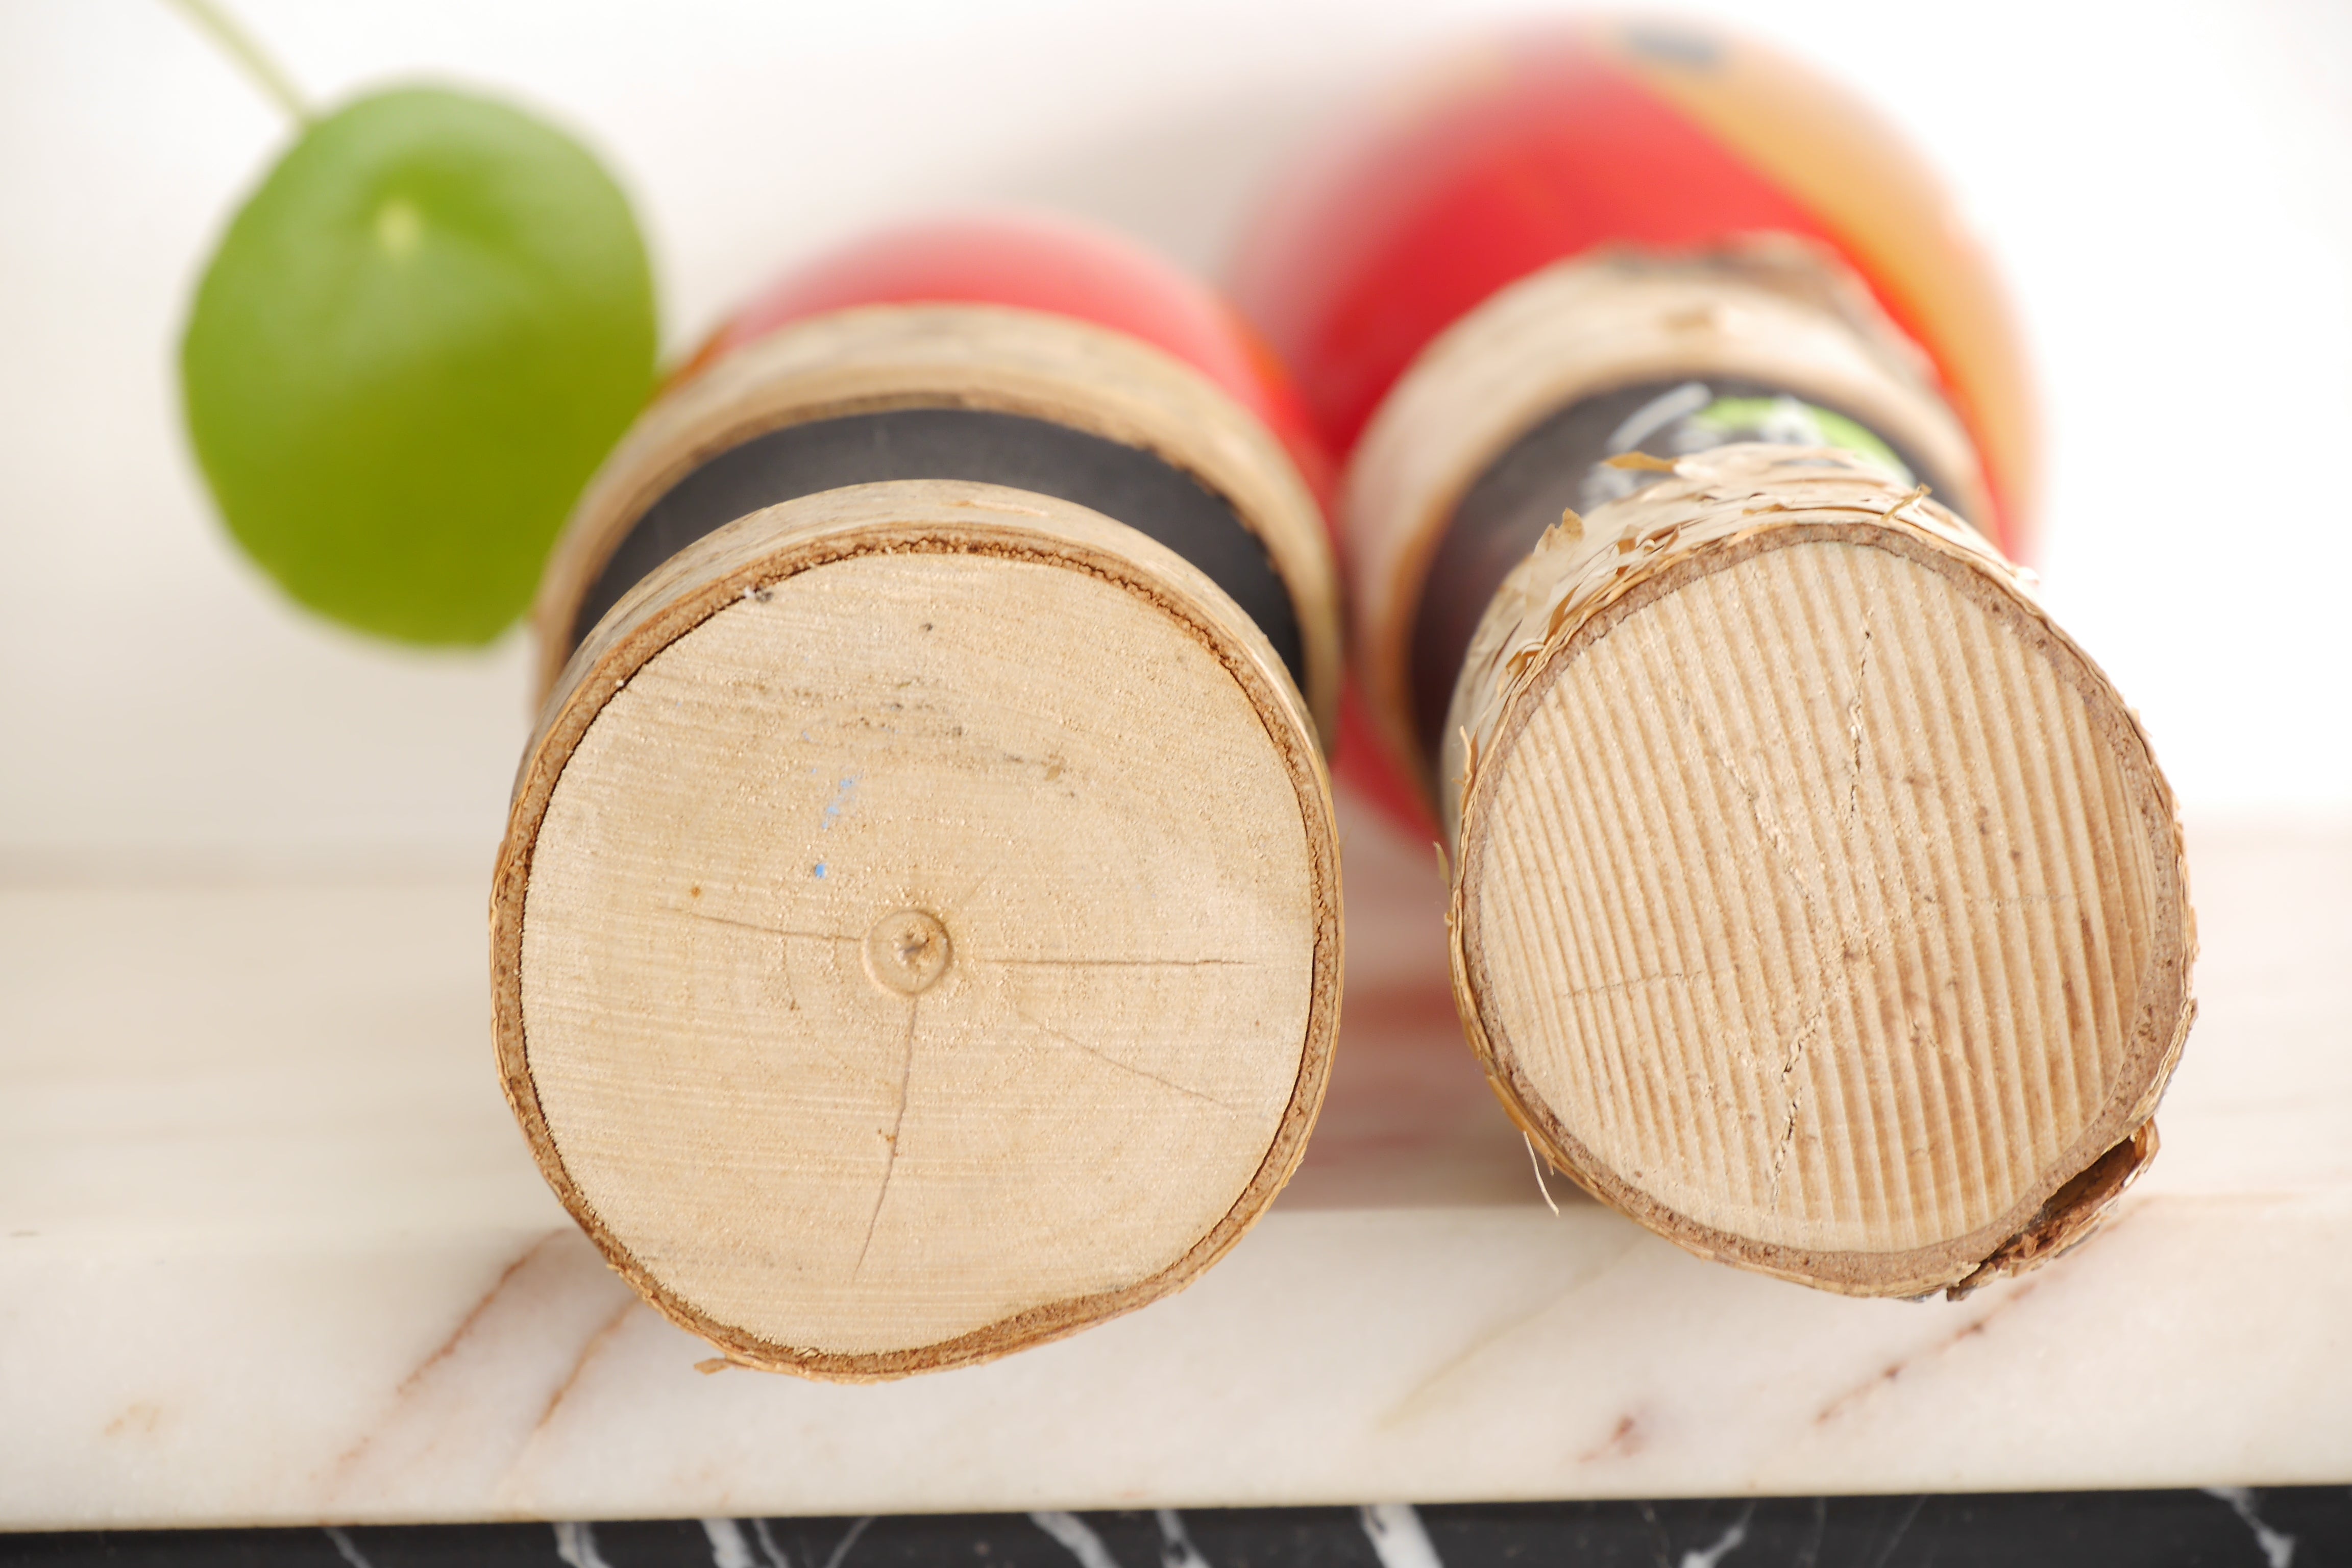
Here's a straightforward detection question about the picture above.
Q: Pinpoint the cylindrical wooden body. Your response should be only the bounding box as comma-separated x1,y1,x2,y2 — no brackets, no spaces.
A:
1233,24,2192,1296
494,215,1344,1378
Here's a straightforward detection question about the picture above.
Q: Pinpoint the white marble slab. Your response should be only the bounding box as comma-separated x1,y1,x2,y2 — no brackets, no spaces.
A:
3,804,2347,1529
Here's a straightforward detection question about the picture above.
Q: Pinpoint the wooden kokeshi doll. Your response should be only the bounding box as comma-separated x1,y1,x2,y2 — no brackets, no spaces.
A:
1232,23,2192,1297
493,214,1343,1377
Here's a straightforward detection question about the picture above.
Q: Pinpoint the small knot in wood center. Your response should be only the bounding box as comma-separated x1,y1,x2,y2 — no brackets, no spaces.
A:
864,909,951,995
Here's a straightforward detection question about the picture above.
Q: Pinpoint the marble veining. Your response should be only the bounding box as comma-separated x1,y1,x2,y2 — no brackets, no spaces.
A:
180,1494,2340,1568
1360,1504,1443,1567
2208,1488,2298,1568
1,811,2347,1527
534,1509,1429,1568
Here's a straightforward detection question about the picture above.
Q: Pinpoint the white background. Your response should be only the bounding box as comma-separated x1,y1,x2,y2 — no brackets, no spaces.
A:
4,1,2347,875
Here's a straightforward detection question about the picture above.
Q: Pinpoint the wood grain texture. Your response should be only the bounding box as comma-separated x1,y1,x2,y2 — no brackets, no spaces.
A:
531,303,1340,741
1444,448,2191,1296
493,481,1342,1379
1347,241,1991,800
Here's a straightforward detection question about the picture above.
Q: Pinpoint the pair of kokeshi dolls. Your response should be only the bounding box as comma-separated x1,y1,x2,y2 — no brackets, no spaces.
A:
494,21,2193,1379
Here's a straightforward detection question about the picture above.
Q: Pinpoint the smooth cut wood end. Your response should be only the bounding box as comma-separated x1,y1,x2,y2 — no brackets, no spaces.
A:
1450,451,2191,1297
493,480,1341,1379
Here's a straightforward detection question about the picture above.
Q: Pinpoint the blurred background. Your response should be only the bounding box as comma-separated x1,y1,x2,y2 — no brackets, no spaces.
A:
4,0,2348,879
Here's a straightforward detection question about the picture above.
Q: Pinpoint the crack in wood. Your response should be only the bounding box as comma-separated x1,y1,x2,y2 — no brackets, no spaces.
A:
1011,1002,1246,1112
854,999,921,1278
979,955,1250,969
1845,619,1873,826
670,908,854,943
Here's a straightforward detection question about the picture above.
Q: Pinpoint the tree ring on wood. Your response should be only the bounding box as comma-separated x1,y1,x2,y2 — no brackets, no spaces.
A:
493,480,1342,1379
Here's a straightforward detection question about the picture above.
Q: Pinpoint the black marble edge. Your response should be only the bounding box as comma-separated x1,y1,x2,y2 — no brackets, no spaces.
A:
6,1488,2346,1567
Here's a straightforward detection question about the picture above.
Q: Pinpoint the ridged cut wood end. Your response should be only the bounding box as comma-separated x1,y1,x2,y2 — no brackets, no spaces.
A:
1450,448,2191,1296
